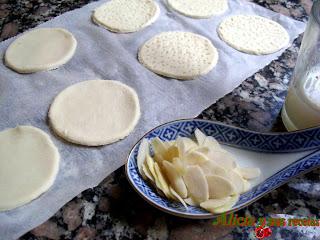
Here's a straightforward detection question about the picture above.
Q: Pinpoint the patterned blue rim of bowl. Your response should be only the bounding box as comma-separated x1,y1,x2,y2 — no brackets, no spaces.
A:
125,119,320,219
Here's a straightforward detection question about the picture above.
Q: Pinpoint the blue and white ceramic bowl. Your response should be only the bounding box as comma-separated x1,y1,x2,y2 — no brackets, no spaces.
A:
125,119,320,219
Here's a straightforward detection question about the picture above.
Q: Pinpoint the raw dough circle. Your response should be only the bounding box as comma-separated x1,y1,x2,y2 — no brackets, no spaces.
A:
49,80,141,146
0,126,60,211
218,15,289,55
5,28,77,73
138,31,218,80
167,0,228,19
92,0,160,33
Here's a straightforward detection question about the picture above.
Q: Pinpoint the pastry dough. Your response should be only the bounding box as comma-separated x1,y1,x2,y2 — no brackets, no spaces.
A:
167,0,228,19
0,126,60,211
218,15,289,55
49,80,140,146
5,28,77,73
92,0,160,33
138,31,218,80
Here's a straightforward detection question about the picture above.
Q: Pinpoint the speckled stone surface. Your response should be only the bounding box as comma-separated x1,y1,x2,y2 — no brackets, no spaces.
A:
0,0,319,239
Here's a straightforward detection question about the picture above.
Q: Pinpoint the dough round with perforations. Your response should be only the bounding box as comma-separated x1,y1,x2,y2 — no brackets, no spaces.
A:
92,0,160,33
49,80,140,146
5,28,77,73
138,31,218,80
167,0,228,18
218,15,289,55
0,126,60,211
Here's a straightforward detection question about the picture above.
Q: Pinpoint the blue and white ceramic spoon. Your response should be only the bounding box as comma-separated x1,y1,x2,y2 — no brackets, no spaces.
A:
126,119,320,219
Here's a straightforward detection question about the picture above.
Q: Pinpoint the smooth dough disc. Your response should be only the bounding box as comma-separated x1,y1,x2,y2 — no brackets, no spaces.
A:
0,126,60,211
92,0,160,33
167,0,228,18
49,80,141,146
5,28,77,73
138,31,218,80
218,15,290,55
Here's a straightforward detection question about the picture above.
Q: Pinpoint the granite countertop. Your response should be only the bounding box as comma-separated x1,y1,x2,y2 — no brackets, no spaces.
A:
1,0,319,239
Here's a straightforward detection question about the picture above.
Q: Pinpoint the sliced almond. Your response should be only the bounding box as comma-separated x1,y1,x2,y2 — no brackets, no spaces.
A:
212,167,230,179
192,146,210,155
154,162,171,198
200,197,231,211
169,187,189,210
206,175,235,199
199,160,229,178
142,162,154,182
238,167,261,180
204,136,220,151
168,140,177,147
183,166,209,203
162,160,188,198
208,151,237,170
152,173,169,198
184,197,198,207
163,140,173,149
172,157,186,176
198,161,216,175
146,154,157,180
184,150,209,165
229,170,245,194
154,153,165,164
177,137,197,156
151,137,167,157
242,179,251,193
137,138,149,176
210,194,239,214
194,129,220,150
194,128,207,146
163,145,179,162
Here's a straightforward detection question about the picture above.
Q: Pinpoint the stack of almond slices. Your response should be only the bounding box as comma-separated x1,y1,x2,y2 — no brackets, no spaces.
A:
137,129,261,214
